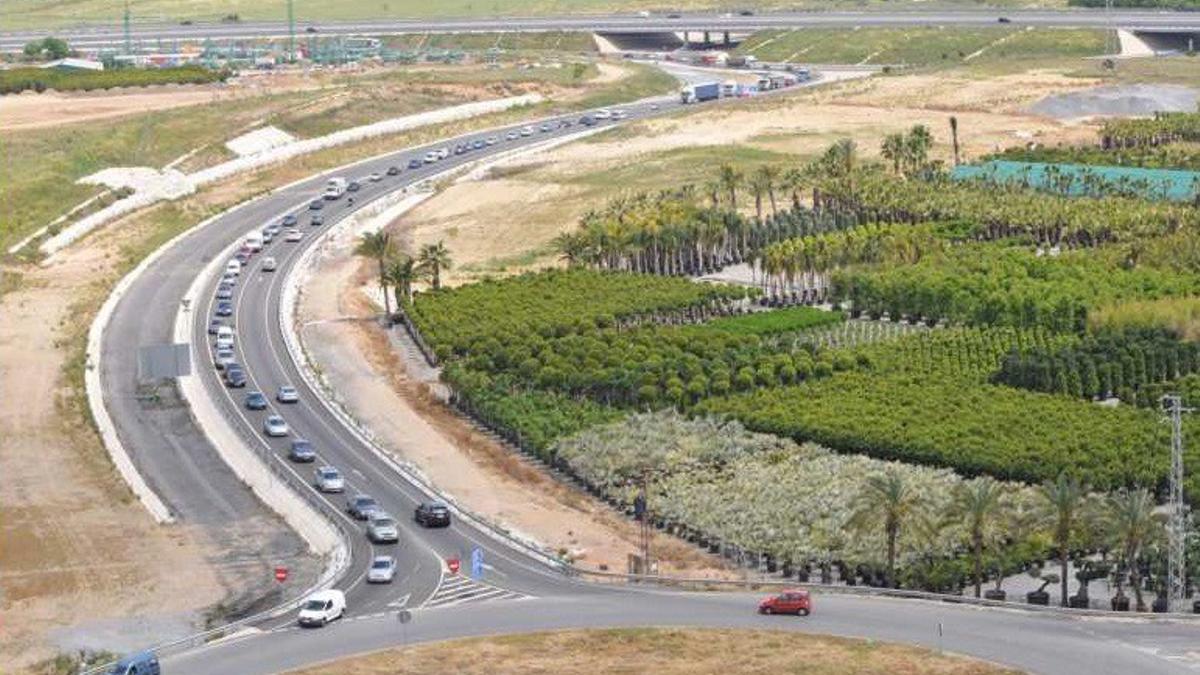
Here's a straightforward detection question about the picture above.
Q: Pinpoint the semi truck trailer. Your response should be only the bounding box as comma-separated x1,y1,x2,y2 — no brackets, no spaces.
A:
680,81,720,104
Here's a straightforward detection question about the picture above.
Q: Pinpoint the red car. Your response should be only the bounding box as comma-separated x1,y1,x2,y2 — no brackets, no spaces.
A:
758,588,812,616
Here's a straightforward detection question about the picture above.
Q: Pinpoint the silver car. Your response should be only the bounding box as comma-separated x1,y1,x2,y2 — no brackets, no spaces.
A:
264,415,289,437
367,555,396,583
314,466,345,493
366,514,399,543
213,348,236,370
277,385,299,403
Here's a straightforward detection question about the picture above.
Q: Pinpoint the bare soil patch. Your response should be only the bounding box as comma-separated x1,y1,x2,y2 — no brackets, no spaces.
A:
288,627,1018,675
0,223,223,669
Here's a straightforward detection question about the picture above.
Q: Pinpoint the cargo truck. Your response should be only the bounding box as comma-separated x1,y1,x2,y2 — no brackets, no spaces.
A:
680,81,720,104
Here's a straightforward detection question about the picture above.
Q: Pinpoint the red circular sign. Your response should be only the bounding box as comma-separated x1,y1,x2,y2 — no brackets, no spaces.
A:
447,557,460,574
274,566,288,583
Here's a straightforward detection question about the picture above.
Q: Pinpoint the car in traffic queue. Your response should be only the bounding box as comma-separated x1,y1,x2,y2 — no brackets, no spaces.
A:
282,214,298,227
519,126,534,137
284,228,303,242
297,589,345,627
244,391,268,411
366,513,400,543
346,494,381,520
386,165,401,176
215,300,234,317
311,214,324,226
408,158,423,169
224,364,247,388
308,199,324,210
423,150,439,163
263,414,289,437
414,501,451,528
367,555,397,584
106,650,160,675
758,588,812,616
262,256,278,272
368,172,382,182
314,466,345,493
505,131,519,141
213,348,236,370
208,319,226,335
289,439,317,463
277,385,300,403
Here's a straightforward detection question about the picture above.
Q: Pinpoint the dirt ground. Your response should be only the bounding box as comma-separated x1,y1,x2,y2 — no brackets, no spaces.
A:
297,231,729,576
288,627,1018,675
398,66,1103,282
0,224,225,669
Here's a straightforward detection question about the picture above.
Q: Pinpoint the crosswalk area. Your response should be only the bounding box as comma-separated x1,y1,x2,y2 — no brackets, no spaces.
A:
422,575,528,609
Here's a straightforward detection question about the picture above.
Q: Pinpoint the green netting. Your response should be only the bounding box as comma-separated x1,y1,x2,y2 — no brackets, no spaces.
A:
952,160,1200,202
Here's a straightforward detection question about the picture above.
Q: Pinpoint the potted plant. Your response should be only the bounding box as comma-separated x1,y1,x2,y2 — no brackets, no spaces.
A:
1026,571,1058,606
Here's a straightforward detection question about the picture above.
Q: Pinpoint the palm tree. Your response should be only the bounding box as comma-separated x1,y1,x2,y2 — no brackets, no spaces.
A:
755,165,780,217
781,168,805,211
417,241,453,290
383,255,418,308
717,163,743,211
905,124,934,174
749,171,767,223
355,231,396,316
881,133,906,175
1036,473,1089,607
849,470,923,588
1103,488,1162,612
949,478,1007,598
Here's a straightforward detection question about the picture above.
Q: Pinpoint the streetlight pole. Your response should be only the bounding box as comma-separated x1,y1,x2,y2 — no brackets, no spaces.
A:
1162,394,1192,612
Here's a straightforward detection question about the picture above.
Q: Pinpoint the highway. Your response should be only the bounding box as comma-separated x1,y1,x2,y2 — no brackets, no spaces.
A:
94,66,1200,673
3,10,1200,50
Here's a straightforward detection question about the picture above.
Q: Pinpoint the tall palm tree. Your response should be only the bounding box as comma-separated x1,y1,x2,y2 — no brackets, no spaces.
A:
749,171,767,223
383,255,418,308
1103,488,1162,612
849,470,923,588
949,478,1007,598
781,167,805,211
355,231,395,316
755,164,780,217
1036,473,1089,607
717,163,743,211
905,124,934,174
417,241,453,290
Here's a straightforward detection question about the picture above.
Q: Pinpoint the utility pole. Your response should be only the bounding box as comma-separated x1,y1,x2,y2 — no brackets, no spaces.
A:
286,0,296,63
1162,394,1193,613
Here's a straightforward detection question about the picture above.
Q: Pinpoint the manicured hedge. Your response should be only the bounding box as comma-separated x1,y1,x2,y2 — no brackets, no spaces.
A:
0,65,230,95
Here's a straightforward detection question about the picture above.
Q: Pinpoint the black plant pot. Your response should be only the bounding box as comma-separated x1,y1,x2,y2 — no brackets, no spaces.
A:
1193,599,1200,614
1111,595,1130,612
1153,596,1169,613
1026,590,1050,606
1068,594,1089,609
984,589,1007,602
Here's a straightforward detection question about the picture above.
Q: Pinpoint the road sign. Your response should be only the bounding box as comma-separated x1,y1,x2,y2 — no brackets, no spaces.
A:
274,566,288,583
447,557,460,574
470,547,484,580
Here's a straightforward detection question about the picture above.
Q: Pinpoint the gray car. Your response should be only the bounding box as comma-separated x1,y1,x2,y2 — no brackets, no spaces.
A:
367,555,396,583
277,385,299,403
366,514,399,544
346,494,380,520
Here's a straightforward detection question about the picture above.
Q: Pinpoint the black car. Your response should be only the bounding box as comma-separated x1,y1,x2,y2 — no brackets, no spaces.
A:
347,180,361,192
414,502,451,528
289,439,317,462
224,365,247,388
208,319,225,335
998,16,1011,23
453,145,465,155
311,214,324,226
408,158,422,169
386,165,401,176
739,9,754,16
282,214,298,226
309,199,324,210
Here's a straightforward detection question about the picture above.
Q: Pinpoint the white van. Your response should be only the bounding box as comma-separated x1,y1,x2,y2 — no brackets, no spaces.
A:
297,589,345,627
225,259,241,276
215,326,235,349
244,232,263,252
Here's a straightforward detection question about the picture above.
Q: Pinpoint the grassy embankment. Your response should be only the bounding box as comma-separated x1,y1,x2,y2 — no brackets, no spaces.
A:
285,627,1017,675
0,60,661,256
737,26,1107,67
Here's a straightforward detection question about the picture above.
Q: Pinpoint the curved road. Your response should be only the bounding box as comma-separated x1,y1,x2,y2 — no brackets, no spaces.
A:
98,72,1200,673
4,10,1200,50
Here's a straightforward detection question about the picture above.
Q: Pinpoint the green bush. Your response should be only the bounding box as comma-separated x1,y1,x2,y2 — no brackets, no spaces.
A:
0,65,230,95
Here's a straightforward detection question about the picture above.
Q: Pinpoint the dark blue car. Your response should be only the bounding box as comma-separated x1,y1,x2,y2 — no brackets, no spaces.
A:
216,301,234,317
408,158,422,169
108,651,160,675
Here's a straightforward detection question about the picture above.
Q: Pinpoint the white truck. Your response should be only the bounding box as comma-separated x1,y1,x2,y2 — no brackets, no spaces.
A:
323,177,348,200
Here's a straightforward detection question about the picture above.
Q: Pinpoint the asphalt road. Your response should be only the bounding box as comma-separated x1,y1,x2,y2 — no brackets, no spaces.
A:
3,10,1200,50
163,591,1200,675
95,67,1200,674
